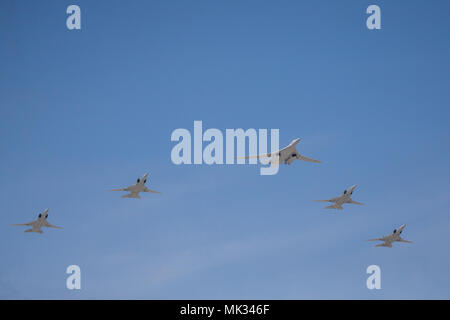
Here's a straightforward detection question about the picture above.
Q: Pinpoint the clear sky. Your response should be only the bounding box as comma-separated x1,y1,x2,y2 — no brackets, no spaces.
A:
1,0,449,299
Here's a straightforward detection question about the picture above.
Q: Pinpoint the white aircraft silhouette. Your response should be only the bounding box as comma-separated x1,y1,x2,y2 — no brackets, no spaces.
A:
367,224,413,248
110,173,161,199
12,209,63,234
315,185,363,210
240,138,321,166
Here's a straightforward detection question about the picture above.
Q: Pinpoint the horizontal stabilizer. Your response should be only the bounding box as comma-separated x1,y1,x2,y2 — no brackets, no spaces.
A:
24,229,43,234
122,193,140,199
375,242,392,248
325,204,343,210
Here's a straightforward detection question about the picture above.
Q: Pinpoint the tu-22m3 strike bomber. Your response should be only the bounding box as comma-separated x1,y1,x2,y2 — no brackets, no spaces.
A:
315,185,363,210
367,224,413,248
240,138,321,166
12,209,63,234
110,173,161,199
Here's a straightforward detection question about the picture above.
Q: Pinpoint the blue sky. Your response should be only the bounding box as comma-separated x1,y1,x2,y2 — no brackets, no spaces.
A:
1,0,449,299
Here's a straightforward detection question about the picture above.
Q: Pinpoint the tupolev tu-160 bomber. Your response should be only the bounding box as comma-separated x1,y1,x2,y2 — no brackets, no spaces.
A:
110,173,161,199
240,138,321,167
12,209,63,234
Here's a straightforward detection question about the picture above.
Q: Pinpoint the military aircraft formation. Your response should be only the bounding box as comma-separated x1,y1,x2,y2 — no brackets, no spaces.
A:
12,138,411,247
12,173,161,233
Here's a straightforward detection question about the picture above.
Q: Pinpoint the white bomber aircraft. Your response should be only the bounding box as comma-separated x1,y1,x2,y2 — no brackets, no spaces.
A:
367,224,412,248
315,184,363,210
240,138,321,166
110,173,161,199
12,209,63,234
